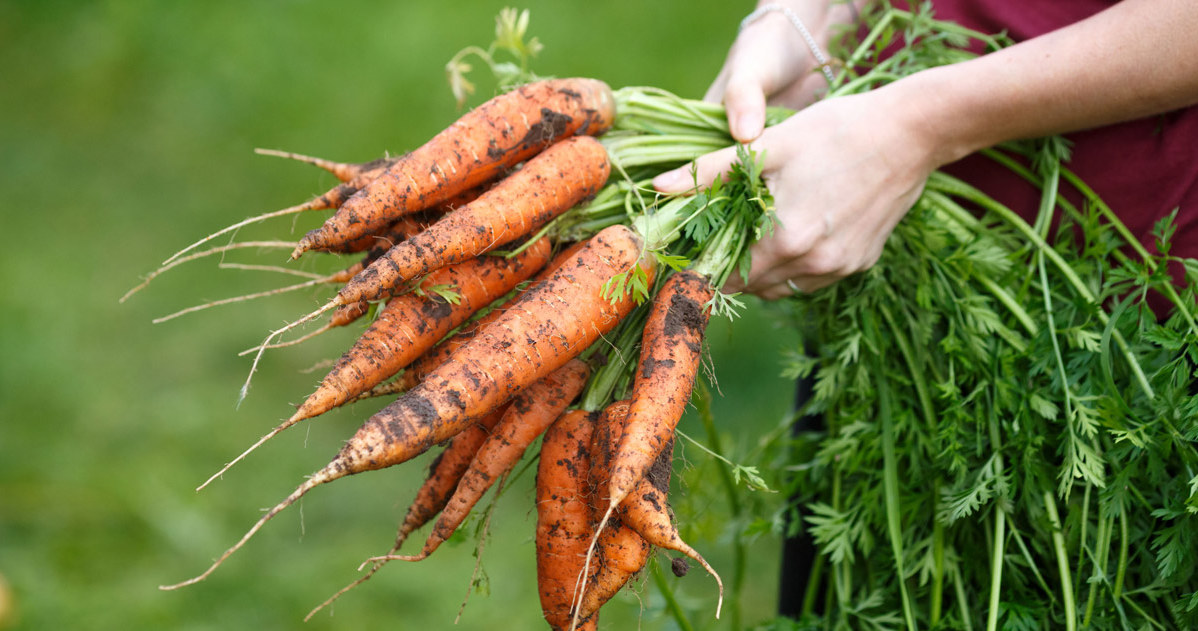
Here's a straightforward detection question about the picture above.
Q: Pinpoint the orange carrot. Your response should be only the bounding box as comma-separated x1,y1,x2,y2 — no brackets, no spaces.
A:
336,224,651,475
352,240,589,402
619,438,724,617
536,409,599,631
196,238,551,491
370,359,590,563
306,238,552,415
572,401,650,626
573,512,650,624
606,269,713,512
293,77,615,257
161,225,650,589
323,213,434,255
336,135,610,305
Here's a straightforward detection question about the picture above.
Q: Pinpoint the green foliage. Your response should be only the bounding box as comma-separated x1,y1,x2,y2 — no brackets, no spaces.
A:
751,3,1198,630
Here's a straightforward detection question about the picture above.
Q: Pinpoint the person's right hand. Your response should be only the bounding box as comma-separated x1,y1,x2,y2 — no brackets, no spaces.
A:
706,1,856,141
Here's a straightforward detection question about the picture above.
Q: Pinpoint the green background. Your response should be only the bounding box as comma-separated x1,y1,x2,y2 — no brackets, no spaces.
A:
0,1,802,629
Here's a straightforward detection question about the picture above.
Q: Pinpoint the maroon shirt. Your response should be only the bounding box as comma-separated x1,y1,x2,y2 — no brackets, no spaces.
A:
927,0,1198,297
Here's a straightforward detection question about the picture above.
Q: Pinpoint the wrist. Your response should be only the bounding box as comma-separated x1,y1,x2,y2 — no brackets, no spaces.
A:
881,64,1000,170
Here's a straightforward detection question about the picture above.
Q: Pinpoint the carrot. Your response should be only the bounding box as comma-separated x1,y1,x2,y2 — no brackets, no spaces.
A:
208,244,546,482
161,225,650,589
368,359,591,563
196,238,551,491
335,135,611,305
606,269,713,513
618,437,724,617
323,213,434,255
351,240,590,402
304,403,511,620
292,77,615,257
535,409,599,631
572,512,650,625
575,271,712,622
571,401,650,627
335,223,651,475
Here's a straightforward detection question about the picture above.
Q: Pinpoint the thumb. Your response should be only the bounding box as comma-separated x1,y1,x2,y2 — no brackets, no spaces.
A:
651,144,744,194
653,120,792,195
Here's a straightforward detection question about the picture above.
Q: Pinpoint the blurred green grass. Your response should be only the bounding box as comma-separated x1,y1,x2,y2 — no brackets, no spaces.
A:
0,1,801,629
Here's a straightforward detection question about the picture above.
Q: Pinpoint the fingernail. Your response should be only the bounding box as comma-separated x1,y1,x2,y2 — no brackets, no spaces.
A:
653,169,688,191
732,111,763,142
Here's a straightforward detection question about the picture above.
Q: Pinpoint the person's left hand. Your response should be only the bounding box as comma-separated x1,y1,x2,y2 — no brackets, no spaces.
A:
653,84,942,299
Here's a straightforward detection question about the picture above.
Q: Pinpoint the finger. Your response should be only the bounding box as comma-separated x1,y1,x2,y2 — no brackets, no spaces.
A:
651,144,743,194
723,74,768,142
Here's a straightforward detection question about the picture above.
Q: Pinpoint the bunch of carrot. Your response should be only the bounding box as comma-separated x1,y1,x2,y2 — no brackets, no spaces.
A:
128,54,777,627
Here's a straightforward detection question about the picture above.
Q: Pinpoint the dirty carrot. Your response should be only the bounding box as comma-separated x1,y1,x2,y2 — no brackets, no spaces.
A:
619,437,724,617
536,409,600,631
352,240,589,402
571,401,650,628
334,224,652,476
578,271,712,618
198,238,551,490
163,225,649,588
367,358,590,563
606,269,712,513
292,77,615,257
335,135,611,305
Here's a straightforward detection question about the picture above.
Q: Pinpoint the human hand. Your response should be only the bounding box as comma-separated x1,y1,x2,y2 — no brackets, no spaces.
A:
707,1,857,142
653,85,943,299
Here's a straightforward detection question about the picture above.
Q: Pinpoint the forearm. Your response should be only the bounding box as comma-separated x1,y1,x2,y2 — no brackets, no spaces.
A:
895,0,1198,167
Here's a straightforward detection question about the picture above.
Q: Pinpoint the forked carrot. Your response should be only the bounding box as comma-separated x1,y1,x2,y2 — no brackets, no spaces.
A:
161,225,651,589
197,238,551,490
571,401,650,627
366,359,590,563
335,135,611,305
576,271,712,625
619,438,723,618
292,77,615,257
535,409,599,631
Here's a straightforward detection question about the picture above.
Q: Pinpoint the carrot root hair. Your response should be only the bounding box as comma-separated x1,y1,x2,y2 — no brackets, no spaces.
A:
238,301,337,406
121,240,296,303
160,463,341,590
161,200,332,267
